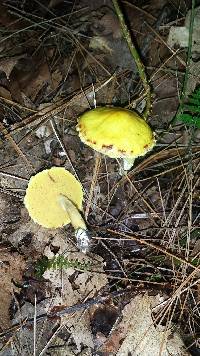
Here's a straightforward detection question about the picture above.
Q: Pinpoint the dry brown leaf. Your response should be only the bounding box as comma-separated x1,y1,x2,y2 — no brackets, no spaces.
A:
9,79,24,105
191,240,200,257
89,36,113,53
51,70,62,90
11,300,59,355
21,62,51,100
0,55,24,79
7,219,71,256
0,86,12,119
100,294,189,356
48,0,64,8
99,12,122,39
43,252,107,352
0,4,20,28
0,86,12,100
0,249,25,330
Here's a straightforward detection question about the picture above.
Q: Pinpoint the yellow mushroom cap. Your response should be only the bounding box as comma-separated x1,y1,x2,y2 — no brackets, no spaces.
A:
24,167,83,228
76,107,155,159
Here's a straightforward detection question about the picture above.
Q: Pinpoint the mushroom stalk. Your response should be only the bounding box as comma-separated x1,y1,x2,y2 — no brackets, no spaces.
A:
59,195,90,253
59,195,86,230
123,157,135,171
119,157,135,176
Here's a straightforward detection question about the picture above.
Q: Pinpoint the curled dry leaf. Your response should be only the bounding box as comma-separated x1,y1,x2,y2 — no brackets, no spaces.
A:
0,55,24,79
98,12,122,39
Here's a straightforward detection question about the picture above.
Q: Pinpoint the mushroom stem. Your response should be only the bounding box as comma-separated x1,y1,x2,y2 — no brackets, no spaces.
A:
59,195,86,230
59,195,90,253
123,157,135,171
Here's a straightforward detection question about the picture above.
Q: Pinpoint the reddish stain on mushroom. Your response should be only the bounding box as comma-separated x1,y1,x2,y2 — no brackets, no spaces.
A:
87,139,97,145
102,144,113,149
144,144,149,149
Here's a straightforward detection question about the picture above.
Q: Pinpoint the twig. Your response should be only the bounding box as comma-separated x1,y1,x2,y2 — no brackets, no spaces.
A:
85,153,101,220
0,290,126,340
0,172,28,182
112,0,151,119
179,0,195,103
10,78,116,134
106,146,200,199
122,1,156,21
0,96,37,113
144,22,186,67
170,0,195,125
50,118,80,183
94,229,200,273
0,122,35,173
33,295,37,356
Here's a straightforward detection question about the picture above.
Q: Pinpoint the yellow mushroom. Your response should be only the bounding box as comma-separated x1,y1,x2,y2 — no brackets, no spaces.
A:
76,107,156,171
24,167,90,252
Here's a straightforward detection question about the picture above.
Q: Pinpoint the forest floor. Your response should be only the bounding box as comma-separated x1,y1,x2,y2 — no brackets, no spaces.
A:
0,1,199,355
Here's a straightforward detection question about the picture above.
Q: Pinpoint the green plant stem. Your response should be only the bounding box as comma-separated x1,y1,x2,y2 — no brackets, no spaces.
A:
112,0,151,119
171,0,195,125
181,1,195,98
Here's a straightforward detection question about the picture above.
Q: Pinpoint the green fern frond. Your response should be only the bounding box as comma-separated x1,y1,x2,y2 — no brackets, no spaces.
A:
177,86,200,128
178,114,200,128
35,255,92,278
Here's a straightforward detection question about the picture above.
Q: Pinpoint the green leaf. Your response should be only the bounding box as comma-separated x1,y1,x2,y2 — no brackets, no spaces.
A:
177,86,200,128
35,255,92,278
183,105,200,113
177,113,200,128
187,97,200,105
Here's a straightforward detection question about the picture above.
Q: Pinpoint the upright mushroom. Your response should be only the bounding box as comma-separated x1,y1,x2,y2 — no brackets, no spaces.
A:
76,107,156,171
24,167,89,253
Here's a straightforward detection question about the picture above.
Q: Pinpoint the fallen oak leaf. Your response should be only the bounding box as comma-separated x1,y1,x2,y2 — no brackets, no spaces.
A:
0,55,25,79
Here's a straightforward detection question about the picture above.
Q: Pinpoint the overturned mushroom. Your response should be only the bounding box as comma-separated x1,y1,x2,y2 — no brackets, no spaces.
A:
24,167,90,253
77,107,156,172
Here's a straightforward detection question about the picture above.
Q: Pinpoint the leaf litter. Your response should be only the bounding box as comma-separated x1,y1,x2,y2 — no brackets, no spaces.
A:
0,0,199,355
0,249,25,331
100,294,190,356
